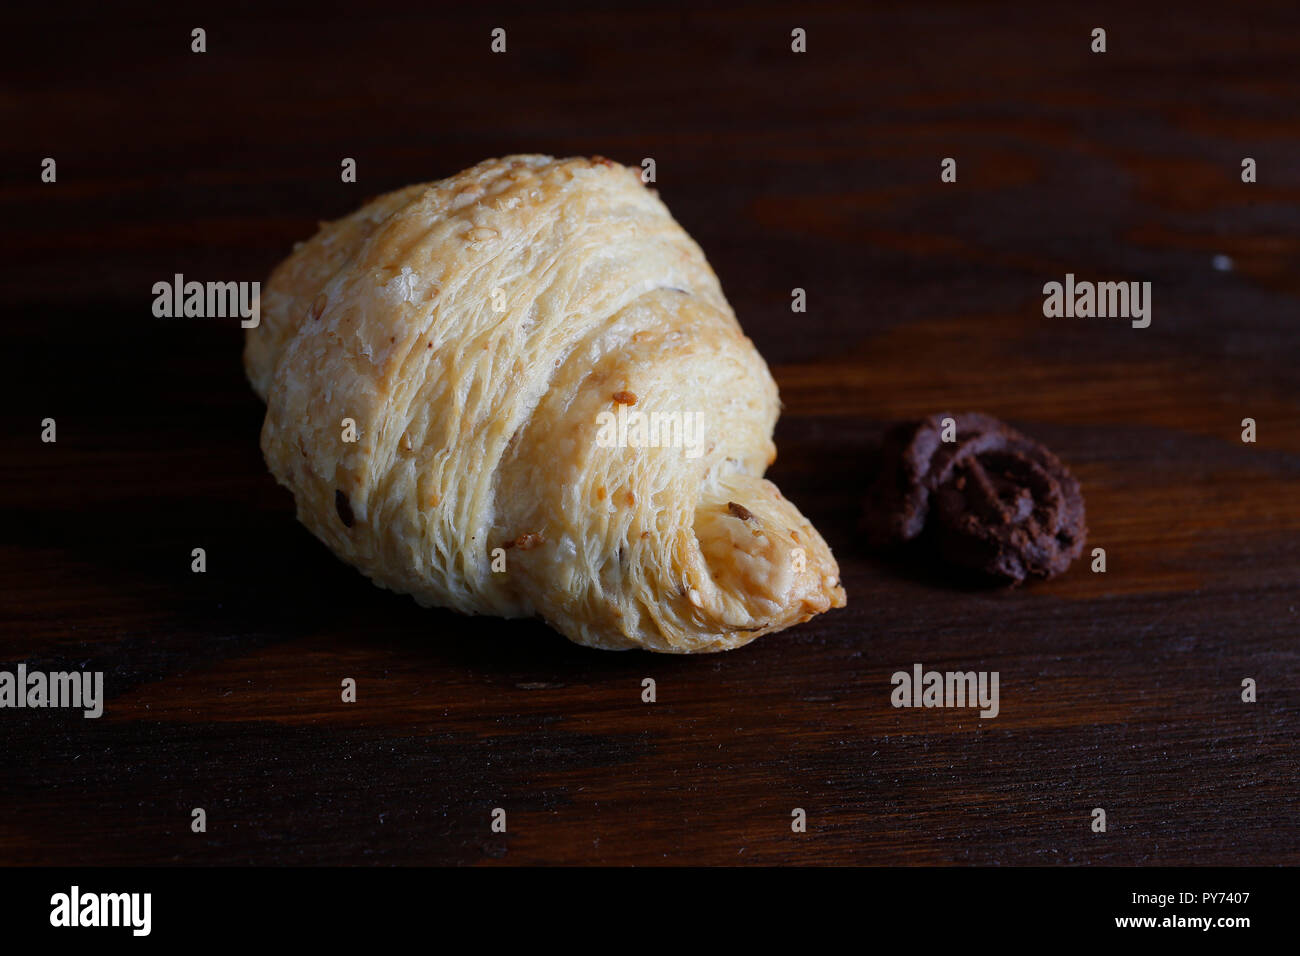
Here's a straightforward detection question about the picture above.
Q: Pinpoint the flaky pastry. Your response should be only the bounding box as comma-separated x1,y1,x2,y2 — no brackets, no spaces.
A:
246,155,845,652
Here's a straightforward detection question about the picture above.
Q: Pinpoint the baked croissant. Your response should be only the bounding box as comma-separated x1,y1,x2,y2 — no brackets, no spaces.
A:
245,155,845,652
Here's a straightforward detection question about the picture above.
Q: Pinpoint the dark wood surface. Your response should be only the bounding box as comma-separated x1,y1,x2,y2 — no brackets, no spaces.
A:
2,1,1298,865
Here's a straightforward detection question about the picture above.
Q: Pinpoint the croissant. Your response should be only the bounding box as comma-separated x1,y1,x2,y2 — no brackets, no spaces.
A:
245,155,845,652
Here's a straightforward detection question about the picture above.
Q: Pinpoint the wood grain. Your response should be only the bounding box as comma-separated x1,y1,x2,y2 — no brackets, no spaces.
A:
1,0,1297,865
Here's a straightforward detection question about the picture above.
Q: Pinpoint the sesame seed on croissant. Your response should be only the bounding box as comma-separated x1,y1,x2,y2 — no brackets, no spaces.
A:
245,155,845,652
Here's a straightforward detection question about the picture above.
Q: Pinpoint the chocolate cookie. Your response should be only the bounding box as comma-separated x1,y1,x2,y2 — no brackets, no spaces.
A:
863,413,1087,584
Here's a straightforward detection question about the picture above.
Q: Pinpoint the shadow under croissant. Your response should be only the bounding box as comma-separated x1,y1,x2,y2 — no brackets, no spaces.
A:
860,538,1026,593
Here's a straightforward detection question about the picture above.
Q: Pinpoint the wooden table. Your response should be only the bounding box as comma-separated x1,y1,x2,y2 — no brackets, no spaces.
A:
2,1,1297,865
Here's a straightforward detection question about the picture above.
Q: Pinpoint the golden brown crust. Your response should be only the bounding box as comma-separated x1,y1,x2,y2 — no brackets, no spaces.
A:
246,155,845,652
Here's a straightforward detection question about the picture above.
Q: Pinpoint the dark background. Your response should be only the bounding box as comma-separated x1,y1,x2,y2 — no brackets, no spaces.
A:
1,1,1297,865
